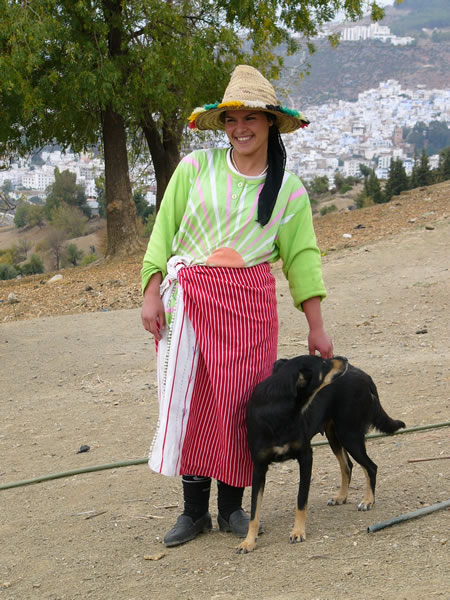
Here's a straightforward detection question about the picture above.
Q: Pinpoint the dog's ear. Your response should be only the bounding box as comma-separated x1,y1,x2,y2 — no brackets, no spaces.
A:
273,358,288,374
296,368,313,389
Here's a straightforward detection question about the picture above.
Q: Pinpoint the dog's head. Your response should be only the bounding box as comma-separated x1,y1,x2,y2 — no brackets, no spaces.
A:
273,355,348,406
297,355,347,390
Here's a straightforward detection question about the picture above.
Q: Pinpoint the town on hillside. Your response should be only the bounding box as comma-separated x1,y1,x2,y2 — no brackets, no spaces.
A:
1,77,448,216
284,79,449,184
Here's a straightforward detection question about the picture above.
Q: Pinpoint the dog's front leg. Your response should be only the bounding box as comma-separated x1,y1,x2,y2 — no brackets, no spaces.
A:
290,448,313,543
237,464,267,554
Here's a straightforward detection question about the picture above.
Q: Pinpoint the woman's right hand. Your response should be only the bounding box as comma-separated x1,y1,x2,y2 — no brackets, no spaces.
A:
141,273,165,341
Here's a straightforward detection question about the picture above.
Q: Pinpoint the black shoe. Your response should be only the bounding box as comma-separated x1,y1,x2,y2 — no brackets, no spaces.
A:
163,513,212,547
217,509,262,538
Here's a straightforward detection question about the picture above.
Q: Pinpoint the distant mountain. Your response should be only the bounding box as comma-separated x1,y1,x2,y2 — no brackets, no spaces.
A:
276,0,450,107
387,0,450,36
281,37,450,107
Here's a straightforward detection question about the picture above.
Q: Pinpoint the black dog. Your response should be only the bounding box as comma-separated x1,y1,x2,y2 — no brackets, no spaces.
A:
237,355,405,553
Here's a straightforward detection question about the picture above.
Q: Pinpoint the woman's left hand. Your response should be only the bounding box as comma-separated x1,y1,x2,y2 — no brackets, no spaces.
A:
308,327,334,359
301,296,333,358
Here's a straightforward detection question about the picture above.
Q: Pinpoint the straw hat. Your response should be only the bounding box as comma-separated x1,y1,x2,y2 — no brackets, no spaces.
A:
188,65,309,134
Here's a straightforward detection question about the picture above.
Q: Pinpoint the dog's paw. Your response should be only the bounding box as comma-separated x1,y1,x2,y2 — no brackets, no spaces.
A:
236,539,257,554
357,500,374,511
289,530,306,544
327,496,347,506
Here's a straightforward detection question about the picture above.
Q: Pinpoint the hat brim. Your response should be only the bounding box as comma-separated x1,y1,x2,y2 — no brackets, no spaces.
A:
189,104,309,134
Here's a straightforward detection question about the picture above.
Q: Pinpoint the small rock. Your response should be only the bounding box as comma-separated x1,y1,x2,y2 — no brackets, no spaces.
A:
343,233,352,239
47,274,63,283
425,225,435,231
143,552,166,561
7,293,19,304
415,328,428,335
77,445,90,454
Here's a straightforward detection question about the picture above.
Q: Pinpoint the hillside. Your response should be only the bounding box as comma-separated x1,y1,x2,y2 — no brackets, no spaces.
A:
277,0,450,105
283,38,450,106
1,180,448,322
2,177,449,600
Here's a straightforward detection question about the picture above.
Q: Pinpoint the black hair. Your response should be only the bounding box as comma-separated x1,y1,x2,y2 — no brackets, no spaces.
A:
221,110,286,226
257,122,286,226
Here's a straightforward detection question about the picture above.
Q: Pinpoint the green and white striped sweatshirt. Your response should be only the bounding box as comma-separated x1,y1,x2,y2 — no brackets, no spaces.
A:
141,147,326,310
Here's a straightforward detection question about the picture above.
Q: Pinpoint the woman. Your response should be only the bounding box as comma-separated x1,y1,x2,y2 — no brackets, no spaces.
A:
141,65,333,547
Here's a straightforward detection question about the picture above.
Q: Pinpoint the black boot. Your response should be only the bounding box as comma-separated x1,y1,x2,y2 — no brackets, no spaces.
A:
217,480,249,537
164,475,212,547
217,480,262,537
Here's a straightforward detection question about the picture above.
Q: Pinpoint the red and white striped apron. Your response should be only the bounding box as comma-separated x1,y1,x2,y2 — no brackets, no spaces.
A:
149,262,278,487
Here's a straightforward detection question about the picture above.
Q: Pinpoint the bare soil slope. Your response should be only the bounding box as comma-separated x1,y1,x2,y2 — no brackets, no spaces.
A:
0,184,449,600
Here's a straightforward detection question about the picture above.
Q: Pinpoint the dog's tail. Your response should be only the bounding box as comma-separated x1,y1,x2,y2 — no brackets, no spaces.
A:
370,381,406,434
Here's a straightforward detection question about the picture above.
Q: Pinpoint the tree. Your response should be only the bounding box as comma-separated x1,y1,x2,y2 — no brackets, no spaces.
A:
309,176,329,196
359,164,372,179
43,228,67,270
65,243,84,267
21,253,45,275
333,172,346,192
14,202,30,228
364,169,384,204
436,147,450,182
2,179,13,194
404,120,450,155
50,204,88,238
28,204,46,229
405,121,428,153
0,1,385,256
134,190,154,224
16,238,32,262
414,148,432,187
334,172,354,194
45,169,89,219
384,158,409,202
0,184,16,222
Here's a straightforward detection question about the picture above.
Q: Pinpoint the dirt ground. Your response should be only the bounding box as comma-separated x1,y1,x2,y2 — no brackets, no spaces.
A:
1,187,449,600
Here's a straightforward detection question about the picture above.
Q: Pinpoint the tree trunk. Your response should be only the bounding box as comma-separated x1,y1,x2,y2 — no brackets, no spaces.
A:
141,111,183,213
101,0,141,258
102,106,141,257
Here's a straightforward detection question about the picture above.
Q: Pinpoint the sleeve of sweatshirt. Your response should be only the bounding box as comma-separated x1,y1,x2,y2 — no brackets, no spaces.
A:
276,185,326,311
140,157,193,294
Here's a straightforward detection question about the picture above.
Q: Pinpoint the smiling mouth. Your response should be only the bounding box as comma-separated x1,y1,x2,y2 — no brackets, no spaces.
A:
236,135,252,142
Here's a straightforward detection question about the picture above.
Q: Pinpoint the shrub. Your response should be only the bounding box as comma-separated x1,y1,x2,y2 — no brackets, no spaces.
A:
145,213,156,237
320,204,338,216
14,203,30,228
50,203,87,237
65,243,84,266
81,253,98,266
0,264,19,280
20,254,45,276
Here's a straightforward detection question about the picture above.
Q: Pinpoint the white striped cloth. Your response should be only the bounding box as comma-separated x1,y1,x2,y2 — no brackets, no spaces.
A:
149,261,278,487
149,257,199,476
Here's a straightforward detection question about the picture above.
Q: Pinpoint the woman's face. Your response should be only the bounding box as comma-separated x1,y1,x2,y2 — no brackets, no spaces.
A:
223,110,271,158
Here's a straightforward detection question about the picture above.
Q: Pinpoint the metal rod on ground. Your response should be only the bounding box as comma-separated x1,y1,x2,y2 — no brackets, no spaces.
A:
311,420,450,447
0,459,148,490
1,421,449,491
368,499,450,533
407,456,450,463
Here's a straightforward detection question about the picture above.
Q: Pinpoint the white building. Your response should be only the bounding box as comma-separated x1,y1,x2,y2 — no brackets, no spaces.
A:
343,158,371,177
22,170,55,191
340,23,413,46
